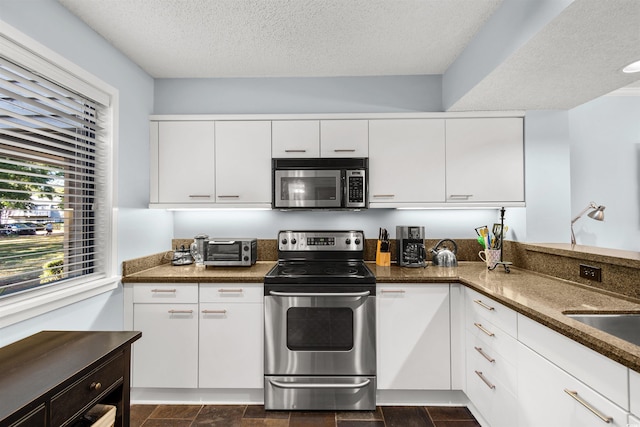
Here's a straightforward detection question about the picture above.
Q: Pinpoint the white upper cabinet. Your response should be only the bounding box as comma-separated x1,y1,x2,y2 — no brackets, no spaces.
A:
320,120,369,157
445,118,524,203
215,121,272,204
369,119,445,206
154,121,215,204
272,120,320,157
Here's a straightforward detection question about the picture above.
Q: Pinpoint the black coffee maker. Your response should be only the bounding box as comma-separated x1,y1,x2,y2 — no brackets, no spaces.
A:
396,226,426,267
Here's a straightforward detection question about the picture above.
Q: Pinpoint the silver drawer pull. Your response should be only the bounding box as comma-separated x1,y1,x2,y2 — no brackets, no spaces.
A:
284,149,307,153
269,291,370,298
90,382,102,391
474,323,495,337
333,149,356,153
218,288,243,293
474,299,495,311
152,289,177,293
564,389,613,423
373,194,396,198
202,309,227,314
475,371,495,390
217,195,240,198
380,289,405,293
188,194,211,198
449,194,473,200
474,346,496,363
270,379,370,389
168,309,193,314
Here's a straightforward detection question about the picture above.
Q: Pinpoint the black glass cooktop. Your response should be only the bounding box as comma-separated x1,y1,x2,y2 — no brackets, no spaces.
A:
264,260,376,285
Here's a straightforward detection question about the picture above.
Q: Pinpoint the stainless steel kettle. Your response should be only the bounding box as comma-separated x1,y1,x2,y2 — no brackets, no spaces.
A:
430,239,458,267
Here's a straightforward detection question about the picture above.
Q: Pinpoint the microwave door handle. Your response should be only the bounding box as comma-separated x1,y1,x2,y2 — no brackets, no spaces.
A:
209,240,237,245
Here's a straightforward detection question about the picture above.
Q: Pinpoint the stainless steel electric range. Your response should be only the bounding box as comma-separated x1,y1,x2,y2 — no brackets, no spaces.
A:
264,230,376,411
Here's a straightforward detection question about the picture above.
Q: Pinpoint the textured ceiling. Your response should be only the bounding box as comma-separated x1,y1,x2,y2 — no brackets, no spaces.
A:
57,0,502,78
57,0,640,110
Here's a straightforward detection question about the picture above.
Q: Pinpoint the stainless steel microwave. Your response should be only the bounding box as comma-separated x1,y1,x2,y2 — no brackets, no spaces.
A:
272,158,368,209
203,238,257,266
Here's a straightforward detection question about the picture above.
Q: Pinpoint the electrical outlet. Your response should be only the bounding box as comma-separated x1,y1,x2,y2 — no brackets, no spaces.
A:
579,264,602,282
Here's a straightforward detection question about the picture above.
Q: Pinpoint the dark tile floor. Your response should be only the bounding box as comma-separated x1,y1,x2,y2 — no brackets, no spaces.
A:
130,404,481,427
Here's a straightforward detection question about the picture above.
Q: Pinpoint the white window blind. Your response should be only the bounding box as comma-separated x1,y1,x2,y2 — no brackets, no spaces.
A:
0,54,110,298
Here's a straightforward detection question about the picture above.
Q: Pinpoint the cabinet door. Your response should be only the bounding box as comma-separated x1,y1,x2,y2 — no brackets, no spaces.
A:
215,121,272,203
132,303,198,388
518,343,628,427
199,302,263,388
369,119,445,205
445,118,523,203
157,121,215,203
377,284,450,390
632,369,640,416
272,120,320,157
320,120,368,157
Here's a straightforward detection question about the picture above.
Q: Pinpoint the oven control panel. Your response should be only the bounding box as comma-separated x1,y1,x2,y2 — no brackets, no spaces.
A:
278,231,364,251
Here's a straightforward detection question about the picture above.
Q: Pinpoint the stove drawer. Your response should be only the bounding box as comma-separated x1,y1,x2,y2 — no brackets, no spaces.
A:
264,376,376,410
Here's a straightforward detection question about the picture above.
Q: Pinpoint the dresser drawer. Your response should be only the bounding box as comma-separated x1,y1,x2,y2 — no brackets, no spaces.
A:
466,288,517,338
51,352,124,427
200,283,263,303
133,282,198,303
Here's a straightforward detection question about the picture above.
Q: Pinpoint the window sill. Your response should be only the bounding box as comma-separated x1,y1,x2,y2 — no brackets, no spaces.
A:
0,277,119,329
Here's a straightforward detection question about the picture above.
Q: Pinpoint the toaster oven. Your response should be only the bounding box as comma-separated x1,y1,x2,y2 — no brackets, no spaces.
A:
203,238,257,266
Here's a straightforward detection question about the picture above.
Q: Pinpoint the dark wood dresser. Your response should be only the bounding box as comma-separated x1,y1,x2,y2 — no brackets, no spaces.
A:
0,331,141,427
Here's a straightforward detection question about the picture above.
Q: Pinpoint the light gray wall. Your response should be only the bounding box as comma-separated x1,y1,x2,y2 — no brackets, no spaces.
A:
523,110,571,243
569,95,640,250
1,0,172,344
154,75,443,114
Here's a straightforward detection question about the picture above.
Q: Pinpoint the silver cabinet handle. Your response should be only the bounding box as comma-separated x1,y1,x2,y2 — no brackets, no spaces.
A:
449,194,473,200
270,379,371,389
475,371,496,390
474,299,495,311
269,291,370,298
380,289,405,293
474,323,495,337
333,149,356,153
202,309,227,314
217,195,240,198
188,195,211,198
218,288,243,293
284,149,307,153
152,289,176,293
168,309,193,314
372,194,395,198
474,346,496,363
564,389,613,423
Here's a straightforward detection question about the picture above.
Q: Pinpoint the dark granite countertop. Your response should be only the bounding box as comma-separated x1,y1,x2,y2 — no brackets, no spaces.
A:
122,258,640,373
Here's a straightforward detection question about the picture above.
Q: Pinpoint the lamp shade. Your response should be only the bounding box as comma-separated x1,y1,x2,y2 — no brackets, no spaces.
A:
587,205,605,221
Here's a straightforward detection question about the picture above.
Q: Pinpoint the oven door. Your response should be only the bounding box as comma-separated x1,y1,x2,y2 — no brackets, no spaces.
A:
274,170,342,208
264,290,375,376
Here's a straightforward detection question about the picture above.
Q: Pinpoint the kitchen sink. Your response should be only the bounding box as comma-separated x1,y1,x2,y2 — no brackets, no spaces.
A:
564,313,640,347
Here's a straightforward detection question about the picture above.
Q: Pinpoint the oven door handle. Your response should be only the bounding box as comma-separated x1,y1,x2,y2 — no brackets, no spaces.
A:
268,291,371,298
269,379,371,389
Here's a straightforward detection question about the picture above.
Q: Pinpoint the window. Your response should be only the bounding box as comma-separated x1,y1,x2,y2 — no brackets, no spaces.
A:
0,28,116,325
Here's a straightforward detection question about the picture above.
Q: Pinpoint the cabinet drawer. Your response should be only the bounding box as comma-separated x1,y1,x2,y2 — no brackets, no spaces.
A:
466,358,518,427
51,352,124,427
518,314,628,409
466,311,518,363
466,288,517,337
200,283,263,303
466,333,517,394
133,283,198,303
631,369,640,415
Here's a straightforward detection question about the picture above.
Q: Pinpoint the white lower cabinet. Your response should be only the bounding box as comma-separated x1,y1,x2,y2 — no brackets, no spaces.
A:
132,283,199,388
630,414,640,427
518,343,628,427
199,284,263,389
631,369,640,416
130,282,263,390
377,284,451,390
